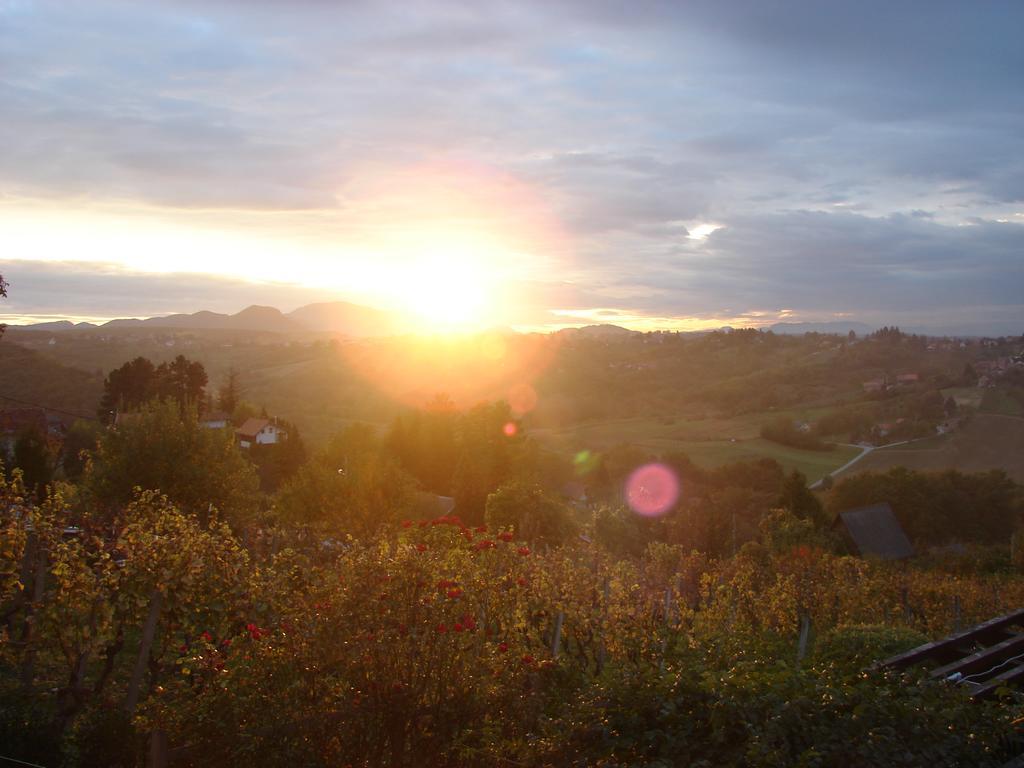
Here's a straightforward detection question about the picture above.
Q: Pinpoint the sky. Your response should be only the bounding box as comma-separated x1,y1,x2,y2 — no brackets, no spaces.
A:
1,0,1022,334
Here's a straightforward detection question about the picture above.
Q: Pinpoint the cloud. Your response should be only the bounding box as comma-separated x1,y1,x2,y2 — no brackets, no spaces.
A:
0,1,1022,332
0,260,340,320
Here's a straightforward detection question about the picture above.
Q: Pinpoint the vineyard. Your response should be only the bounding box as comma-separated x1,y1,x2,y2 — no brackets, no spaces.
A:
2,467,1023,767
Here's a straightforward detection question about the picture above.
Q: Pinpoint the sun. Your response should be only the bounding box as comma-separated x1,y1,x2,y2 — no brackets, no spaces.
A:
403,258,490,329
390,248,496,331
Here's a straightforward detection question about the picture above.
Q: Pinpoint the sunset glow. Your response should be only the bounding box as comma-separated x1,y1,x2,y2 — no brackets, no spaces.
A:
0,0,1020,336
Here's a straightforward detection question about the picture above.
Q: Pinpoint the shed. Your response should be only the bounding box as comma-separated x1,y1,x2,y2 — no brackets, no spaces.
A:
834,502,914,560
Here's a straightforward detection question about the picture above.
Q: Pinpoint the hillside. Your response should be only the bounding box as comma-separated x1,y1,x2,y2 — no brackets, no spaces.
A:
0,341,104,420
841,412,1024,482
4,327,1022,472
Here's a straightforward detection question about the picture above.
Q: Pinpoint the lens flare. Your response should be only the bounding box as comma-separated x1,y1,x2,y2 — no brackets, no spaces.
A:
503,421,518,437
625,463,680,518
573,449,601,476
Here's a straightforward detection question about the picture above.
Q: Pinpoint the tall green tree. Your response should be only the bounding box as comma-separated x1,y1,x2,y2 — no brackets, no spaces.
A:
12,425,55,495
157,355,207,406
99,357,156,421
217,367,243,414
776,470,827,527
98,355,208,422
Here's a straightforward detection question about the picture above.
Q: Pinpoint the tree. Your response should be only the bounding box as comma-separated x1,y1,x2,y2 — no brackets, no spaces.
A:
82,399,259,527
484,481,577,546
452,402,524,523
217,367,243,415
60,419,103,480
99,357,156,421
12,425,55,495
386,397,458,494
776,470,827,527
276,423,413,537
157,355,207,407
98,355,208,422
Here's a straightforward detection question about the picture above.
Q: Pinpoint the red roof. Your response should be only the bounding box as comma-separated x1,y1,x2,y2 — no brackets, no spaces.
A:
235,418,270,439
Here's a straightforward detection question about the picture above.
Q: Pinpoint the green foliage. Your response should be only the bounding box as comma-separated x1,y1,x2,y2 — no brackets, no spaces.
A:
216,366,243,415
276,423,413,536
82,399,259,526
760,508,829,554
4,416,1024,766
99,354,208,422
12,424,56,495
484,480,577,546
813,623,928,666
386,396,458,493
777,470,828,527
61,418,103,480
524,659,1013,767
593,504,653,558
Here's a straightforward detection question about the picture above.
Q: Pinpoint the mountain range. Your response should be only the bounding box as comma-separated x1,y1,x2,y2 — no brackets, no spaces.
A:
11,309,893,339
12,301,406,337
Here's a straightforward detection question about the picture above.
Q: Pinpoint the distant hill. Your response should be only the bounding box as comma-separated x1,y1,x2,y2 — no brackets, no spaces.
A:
16,320,98,332
286,301,404,336
103,305,300,333
18,301,407,336
770,321,874,335
556,324,636,339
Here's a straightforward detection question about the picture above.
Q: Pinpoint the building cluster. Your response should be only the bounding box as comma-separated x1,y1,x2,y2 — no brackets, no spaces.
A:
974,354,1024,388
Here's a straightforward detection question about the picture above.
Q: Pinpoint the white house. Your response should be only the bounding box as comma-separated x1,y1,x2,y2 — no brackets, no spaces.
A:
235,418,286,448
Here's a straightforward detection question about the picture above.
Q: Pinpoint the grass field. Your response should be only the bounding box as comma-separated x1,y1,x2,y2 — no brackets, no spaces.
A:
529,416,861,483
941,386,985,409
841,412,1024,482
981,388,1024,416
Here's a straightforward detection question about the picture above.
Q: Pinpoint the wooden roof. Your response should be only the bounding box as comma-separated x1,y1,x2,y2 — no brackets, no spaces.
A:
835,502,914,560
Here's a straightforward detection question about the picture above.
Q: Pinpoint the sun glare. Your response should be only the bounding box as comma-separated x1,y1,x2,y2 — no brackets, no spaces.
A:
398,253,492,329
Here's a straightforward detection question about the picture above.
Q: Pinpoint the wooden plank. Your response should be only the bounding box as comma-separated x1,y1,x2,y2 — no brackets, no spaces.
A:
881,608,1024,670
930,634,1024,681
970,661,1024,701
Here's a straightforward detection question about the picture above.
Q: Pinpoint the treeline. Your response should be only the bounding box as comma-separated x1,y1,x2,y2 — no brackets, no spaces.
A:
828,467,1023,547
